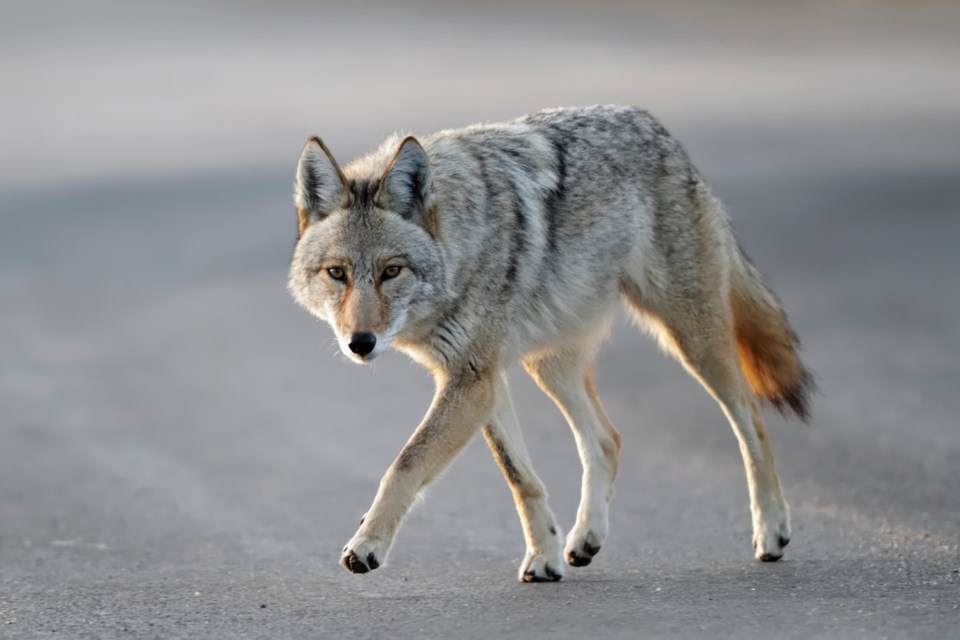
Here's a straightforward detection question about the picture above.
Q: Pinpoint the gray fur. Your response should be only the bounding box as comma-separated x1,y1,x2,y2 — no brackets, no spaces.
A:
288,105,811,579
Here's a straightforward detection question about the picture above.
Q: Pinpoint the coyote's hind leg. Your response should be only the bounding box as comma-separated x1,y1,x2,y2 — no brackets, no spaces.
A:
621,280,791,561
680,339,790,560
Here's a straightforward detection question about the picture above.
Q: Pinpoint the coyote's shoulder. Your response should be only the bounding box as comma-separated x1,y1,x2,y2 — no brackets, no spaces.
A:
287,105,813,580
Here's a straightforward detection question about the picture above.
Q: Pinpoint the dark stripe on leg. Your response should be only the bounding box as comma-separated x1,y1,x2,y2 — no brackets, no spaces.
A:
482,425,522,486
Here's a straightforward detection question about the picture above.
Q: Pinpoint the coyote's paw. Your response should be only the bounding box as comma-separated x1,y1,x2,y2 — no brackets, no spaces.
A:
752,506,791,562
519,549,565,583
564,522,606,567
340,533,388,574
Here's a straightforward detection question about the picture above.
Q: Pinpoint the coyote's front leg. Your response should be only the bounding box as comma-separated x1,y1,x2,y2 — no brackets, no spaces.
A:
340,368,495,574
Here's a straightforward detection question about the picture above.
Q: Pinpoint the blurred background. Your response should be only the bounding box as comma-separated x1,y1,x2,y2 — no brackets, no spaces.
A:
2,1,958,637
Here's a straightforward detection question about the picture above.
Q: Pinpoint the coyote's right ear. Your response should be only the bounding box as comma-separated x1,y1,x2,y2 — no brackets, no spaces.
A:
294,137,347,236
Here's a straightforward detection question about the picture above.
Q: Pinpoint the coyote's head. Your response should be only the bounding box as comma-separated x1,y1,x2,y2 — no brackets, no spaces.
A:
288,136,448,363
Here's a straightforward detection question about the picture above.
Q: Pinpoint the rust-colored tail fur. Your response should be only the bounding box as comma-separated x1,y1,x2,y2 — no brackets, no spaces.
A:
730,247,815,421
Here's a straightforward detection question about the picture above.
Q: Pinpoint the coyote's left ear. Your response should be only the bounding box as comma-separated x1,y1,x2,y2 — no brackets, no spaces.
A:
294,136,347,236
378,136,432,221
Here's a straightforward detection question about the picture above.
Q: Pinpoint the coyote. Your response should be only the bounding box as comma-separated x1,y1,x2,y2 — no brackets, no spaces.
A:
288,105,813,582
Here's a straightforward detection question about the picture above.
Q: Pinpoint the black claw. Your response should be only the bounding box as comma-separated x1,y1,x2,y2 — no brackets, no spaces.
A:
359,516,366,525
779,535,790,548
567,540,601,567
367,552,379,570
523,568,562,583
341,550,369,574
549,525,557,535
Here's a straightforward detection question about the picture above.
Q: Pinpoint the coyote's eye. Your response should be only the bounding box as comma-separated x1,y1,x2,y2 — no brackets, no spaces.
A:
382,265,402,280
327,266,346,281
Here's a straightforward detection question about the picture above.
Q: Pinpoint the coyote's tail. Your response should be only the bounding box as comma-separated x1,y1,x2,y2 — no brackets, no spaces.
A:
730,245,815,421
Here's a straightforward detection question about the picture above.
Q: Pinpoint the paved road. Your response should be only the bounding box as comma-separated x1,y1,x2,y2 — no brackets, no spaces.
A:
2,2,958,638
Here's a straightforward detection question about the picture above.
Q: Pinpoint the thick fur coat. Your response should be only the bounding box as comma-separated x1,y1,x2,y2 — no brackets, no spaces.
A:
288,105,813,581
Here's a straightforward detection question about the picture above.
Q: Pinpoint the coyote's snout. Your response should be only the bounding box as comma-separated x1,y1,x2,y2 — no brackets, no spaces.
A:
329,274,396,362
288,105,814,581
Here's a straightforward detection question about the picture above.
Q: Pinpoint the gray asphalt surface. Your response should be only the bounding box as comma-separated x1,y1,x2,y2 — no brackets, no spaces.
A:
2,2,959,638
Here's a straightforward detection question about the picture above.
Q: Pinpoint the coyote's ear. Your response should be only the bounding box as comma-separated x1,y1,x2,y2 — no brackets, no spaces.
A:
378,136,432,220
294,137,347,235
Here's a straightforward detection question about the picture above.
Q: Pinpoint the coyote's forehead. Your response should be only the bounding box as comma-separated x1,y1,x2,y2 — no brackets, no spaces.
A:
295,202,430,267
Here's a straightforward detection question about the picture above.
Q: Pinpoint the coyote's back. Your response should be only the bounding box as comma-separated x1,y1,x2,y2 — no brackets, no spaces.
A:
288,105,812,581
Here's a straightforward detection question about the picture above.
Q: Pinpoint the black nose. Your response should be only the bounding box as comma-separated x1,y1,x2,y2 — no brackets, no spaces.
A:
348,332,377,356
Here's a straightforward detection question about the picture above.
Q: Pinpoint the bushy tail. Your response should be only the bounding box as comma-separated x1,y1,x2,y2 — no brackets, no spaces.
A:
730,246,815,421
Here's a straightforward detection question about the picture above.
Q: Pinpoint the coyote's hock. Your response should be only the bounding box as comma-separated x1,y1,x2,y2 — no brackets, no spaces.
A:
288,105,814,582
